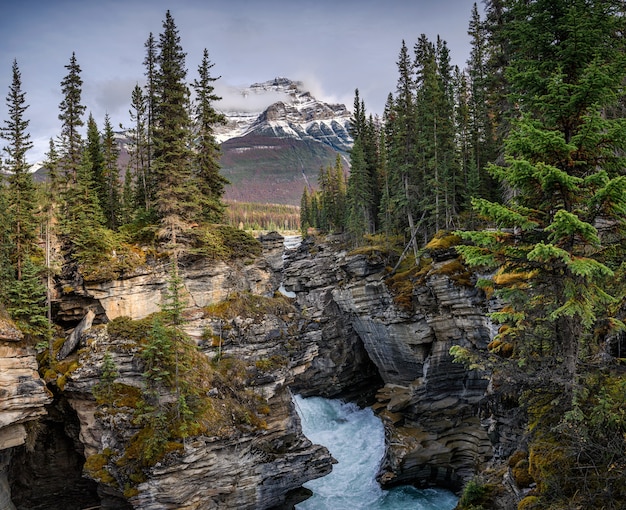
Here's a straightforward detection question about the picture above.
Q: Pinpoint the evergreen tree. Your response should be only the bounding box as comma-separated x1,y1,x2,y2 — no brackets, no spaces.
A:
317,156,346,233
347,90,380,236
128,83,150,214
58,52,85,184
1,60,38,281
386,40,421,255
378,93,399,238
467,3,499,200
456,0,626,419
143,32,158,209
152,11,196,246
120,165,135,225
346,138,372,240
0,176,12,302
101,114,121,229
85,113,106,213
191,48,229,223
6,256,49,338
60,150,109,271
299,185,312,235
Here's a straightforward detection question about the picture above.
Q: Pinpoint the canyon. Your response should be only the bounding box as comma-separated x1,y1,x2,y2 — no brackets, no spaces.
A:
0,232,523,509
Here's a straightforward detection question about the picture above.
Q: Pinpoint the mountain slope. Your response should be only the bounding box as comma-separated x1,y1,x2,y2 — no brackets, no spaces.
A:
217,78,353,205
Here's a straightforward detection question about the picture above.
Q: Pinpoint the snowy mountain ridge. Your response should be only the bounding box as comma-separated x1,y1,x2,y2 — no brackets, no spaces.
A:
215,77,353,154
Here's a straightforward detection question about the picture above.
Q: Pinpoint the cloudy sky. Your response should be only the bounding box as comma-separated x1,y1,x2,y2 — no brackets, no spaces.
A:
1,0,482,163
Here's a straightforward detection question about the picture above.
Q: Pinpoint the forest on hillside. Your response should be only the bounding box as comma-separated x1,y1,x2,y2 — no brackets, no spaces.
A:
1,2,626,509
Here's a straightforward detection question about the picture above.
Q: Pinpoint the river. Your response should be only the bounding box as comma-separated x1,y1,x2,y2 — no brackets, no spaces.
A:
294,395,459,510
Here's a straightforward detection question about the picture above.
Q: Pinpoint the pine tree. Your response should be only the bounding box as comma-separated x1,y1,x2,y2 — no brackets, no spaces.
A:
143,32,158,210
128,83,150,214
1,60,38,281
85,113,106,213
0,176,13,302
346,138,372,240
7,257,49,339
467,3,499,201
101,114,121,229
347,90,380,238
58,52,85,185
152,11,196,246
299,186,312,235
191,48,229,223
386,40,421,255
456,0,626,405
93,350,119,402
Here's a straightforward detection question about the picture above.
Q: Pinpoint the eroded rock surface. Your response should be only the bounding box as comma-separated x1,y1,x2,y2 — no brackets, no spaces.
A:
6,231,514,508
0,311,52,509
283,236,496,490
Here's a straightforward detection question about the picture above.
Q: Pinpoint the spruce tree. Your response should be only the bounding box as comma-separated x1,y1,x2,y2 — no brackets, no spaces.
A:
1,60,38,281
386,40,420,255
191,48,228,223
346,138,372,240
102,114,121,229
152,11,196,246
6,257,49,338
58,52,85,184
85,113,106,213
143,32,158,210
456,0,626,415
128,84,150,214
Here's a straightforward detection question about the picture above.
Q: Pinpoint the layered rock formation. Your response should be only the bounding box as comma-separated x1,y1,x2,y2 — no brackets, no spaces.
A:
0,311,52,510
4,231,514,508
8,234,339,509
283,235,497,491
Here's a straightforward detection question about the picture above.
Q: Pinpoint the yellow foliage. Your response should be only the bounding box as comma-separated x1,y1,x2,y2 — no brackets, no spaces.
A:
517,496,540,510
425,230,462,250
492,267,537,287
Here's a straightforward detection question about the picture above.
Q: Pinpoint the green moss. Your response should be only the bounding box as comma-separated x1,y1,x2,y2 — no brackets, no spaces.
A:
385,255,432,310
107,315,155,344
123,486,140,499
517,496,540,510
95,382,143,408
205,291,296,322
255,355,288,372
425,230,462,250
84,452,117,486
512,459,533,488
431,258,473,287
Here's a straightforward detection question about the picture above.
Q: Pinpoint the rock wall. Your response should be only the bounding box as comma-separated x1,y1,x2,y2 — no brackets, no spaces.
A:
8,233,339,509
283,236,498,491
5,231,519,508
0,311,51,509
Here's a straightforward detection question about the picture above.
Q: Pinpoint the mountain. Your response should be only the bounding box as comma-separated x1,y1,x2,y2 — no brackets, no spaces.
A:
217,78,353,205
31,78,354,206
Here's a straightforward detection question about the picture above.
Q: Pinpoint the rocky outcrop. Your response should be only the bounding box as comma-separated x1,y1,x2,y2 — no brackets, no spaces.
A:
6,230,516,508
10,233,334,509
283,236,497,491
0,310,52,509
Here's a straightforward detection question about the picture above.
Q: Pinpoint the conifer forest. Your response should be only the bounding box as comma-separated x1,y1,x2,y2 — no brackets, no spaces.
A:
2,2,626,509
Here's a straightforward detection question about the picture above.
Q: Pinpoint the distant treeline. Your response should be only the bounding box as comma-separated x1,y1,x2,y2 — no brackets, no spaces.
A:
225,201,300,232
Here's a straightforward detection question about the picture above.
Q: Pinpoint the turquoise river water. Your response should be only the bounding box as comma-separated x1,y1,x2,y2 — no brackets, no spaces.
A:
294,395,459,510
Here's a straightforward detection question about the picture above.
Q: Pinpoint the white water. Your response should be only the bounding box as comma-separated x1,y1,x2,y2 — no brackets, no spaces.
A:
294,395,459,510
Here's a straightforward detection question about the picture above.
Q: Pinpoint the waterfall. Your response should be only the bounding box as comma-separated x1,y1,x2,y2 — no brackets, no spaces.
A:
294,395,459,510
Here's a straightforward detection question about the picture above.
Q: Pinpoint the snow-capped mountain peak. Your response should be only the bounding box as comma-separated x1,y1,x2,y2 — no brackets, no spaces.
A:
215,78,353,153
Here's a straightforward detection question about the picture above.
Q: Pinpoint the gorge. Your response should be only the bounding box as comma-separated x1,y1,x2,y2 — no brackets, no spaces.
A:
0,231,524,509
